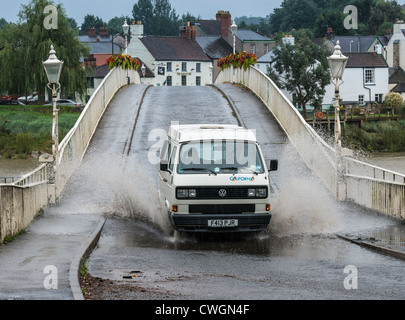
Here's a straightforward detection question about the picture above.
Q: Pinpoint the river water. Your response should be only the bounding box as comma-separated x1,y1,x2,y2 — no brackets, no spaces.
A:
366,152,405,175
0,158,40,179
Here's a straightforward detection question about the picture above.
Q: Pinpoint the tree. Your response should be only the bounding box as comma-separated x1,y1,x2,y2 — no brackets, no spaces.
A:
80,14,106,35
0,18,8,29
384,92,403,117
0,0,89,102
267,30,331,118
108,16,131,35
132,0,180,36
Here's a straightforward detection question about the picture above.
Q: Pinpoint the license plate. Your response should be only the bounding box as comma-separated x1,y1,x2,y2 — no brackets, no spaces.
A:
208,219,238,227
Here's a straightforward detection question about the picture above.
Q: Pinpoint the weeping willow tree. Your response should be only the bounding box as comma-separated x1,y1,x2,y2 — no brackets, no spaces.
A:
0,0,89,103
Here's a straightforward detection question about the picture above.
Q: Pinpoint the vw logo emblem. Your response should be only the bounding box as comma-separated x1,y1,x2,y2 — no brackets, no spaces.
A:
218,189,227,197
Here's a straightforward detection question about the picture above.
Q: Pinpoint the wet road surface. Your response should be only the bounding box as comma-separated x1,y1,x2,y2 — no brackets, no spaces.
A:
76,84,405,299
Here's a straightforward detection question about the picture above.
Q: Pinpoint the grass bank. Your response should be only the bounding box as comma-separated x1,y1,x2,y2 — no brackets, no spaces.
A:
0,105,80,159
343,120,405,153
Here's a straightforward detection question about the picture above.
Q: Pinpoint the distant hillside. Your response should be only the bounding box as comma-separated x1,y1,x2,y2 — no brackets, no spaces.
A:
235,15,270,26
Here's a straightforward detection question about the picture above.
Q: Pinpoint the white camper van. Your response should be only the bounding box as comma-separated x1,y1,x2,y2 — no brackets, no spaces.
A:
158,124,278,232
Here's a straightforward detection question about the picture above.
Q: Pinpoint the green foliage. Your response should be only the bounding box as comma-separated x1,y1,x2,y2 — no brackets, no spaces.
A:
0,106,79,157
266,0,405,37
80,14,106,35
267,30,331,117
0,0,89,102
132,0,180,36
384,92,403,110
344,120,405,152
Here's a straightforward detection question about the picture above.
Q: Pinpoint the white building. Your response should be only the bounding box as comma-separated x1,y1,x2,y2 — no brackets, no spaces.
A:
323,52,389,106
127,22,213,86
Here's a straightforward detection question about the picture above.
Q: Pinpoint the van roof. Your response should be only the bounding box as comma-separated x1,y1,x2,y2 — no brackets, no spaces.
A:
168,124,257,143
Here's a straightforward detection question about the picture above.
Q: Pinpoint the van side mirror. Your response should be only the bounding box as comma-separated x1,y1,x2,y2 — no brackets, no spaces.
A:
266,159,278,172
160,162,168,171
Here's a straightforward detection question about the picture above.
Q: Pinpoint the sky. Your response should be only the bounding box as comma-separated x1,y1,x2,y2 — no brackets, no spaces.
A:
0,0,284,24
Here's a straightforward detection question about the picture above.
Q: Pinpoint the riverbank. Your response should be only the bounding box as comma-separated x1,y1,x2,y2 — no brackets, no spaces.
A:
0,105,80,160
343,120,405,153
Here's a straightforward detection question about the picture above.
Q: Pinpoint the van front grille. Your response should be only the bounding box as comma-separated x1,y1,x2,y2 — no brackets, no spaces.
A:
189,204,255,214
180,186,267,199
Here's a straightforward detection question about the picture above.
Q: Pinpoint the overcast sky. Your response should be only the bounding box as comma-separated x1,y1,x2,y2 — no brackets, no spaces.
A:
0,0,283,24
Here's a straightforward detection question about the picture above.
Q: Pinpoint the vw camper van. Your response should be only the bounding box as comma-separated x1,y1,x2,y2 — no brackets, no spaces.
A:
158,124,278,232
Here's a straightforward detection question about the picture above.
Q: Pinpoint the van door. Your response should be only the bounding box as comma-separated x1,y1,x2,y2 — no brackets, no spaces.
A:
158,140,177,210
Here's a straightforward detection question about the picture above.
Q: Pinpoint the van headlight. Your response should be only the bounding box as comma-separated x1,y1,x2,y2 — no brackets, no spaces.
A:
177,189,189,198
247,188,267,197
248,189,256,197
176,188,197,198
256,188,267,197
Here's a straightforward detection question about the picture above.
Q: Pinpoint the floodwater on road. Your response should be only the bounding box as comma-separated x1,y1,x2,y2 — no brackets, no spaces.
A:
65,84,405,300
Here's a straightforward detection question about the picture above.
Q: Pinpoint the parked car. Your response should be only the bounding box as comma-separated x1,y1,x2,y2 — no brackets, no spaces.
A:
0,99,26,105
18,93,37,102
44,99,83,107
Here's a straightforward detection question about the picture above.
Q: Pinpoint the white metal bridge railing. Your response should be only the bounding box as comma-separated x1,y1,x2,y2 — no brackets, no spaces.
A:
215,66,405,220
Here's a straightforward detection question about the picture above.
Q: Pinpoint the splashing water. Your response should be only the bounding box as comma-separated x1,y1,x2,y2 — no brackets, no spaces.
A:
57,153,172,234
267,141,341,237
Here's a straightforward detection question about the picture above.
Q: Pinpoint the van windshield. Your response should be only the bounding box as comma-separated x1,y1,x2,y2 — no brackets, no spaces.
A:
178,140,264,174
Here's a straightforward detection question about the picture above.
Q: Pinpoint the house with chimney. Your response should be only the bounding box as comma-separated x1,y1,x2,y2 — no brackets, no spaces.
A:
126,21,212,86
258,34,389,109
195,11,275,81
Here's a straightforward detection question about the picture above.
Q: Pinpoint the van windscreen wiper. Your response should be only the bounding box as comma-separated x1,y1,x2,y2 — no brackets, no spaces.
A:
221,166,258,175
180,167,217,175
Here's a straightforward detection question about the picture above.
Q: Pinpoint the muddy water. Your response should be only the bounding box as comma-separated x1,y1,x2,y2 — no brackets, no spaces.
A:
0,158,40,178
366,152,405,175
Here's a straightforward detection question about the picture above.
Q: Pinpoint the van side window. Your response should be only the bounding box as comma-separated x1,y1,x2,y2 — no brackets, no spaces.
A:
168,146,177,172
160,140,169,162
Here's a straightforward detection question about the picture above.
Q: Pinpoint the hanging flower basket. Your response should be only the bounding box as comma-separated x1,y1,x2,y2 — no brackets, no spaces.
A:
106,54,140,70
217,52,257,71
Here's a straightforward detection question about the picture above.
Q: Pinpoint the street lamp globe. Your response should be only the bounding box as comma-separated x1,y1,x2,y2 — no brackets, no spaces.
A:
43,45,63,85
230,20,237,36
327,40,348,80
122,19,130,37
230,20,238,54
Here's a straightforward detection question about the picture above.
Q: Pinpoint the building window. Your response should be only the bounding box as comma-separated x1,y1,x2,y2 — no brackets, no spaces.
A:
250,44,256,54
167,62,172,72
182,62,187,72
265,44,269,53
364,68,375,84
196,63,201,72
196,76,201,86
166,76,172,86
375,93,383,103
87,77,94,89
358,95,364,104
182,75,187,86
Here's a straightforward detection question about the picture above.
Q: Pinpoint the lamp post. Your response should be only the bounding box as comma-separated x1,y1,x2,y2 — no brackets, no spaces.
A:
123,19,129,55
141,63,146,84
327,40,348,199
230,20,237,54
43,45,64,165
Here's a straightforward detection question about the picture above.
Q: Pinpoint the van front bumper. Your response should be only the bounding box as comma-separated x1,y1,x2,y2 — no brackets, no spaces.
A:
170,213,271,232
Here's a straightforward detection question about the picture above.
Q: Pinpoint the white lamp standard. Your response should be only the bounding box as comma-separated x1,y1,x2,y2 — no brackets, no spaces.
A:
123,19,130,55
327,40,348,156
230,20,238,54
327,40,348,199
43,44,64,164
141,63,146,84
